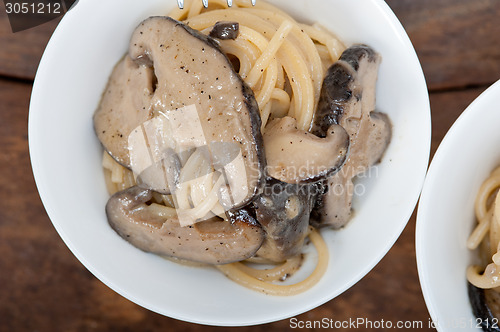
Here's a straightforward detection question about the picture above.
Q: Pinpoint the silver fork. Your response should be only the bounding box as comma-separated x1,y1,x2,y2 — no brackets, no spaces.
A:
177,0,256,9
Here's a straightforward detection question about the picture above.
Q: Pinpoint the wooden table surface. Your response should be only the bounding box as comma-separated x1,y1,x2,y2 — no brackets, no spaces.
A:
2,1,500,331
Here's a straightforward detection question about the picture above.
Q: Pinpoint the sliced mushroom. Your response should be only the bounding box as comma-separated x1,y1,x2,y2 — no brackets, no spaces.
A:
468,282,500,331
311,44,392,228
94,16,266,208
312,44,379,136
135,148,182,195
107,186,265,264
209,21,239,40
264,116,349,184
131,16,265,207
252,179,320,263
93,56,155,167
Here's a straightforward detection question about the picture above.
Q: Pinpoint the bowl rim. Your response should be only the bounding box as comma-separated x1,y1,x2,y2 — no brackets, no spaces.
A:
416,79,500,331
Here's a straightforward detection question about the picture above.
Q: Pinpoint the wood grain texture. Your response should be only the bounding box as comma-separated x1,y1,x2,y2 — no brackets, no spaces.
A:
386,0,500,90
0,3,59,80
0,78,485,331
1,0,500,89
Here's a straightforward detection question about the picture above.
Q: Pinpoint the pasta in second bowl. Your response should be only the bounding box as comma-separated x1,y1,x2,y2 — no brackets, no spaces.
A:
417,80,500,331
29,0,430,325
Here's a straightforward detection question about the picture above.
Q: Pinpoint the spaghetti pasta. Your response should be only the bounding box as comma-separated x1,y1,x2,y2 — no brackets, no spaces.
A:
467,166,500,289
166,0,344,220
99,0,352,295
216,227,328,296
172,0,345,131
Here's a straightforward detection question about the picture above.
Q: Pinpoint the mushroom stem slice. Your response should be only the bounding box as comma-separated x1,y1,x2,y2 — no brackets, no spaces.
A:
311,44,391,229
253,179,320,263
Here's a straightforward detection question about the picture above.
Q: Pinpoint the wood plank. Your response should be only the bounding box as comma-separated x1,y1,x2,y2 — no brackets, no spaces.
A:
386,0,500,90
0,73,484,330
1,0,500,90
0,5,60,80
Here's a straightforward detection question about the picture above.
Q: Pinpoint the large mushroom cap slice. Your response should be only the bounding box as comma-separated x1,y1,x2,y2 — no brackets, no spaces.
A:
106,186,265,265
127,16,265,206
93,56,155,167
94,16,265,208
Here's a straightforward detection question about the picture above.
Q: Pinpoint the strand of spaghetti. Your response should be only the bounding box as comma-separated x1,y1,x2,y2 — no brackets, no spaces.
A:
492,166,500,177
103,169,118,195
232,254,303,281
180,173,225,220
228,26,278,98
494,191,500,228
122,168,136,188
190,153,227,219
312,22,342,39
111,158,124,183
325,37,344,62
270,88,290,118
315,44,331,60
256,59,278,109
187,0,205,18
301,23,346,63
467,265,500,289
216,228,328,296
245,20,293,88
102,150,115,170
299,24,332,45
490,206,500,258
237,26,269,51
169,0,194,20
493,250,500,266
146,203,177,219
275,59,285,89
189,157,213,207
467,209,492,250
277,45,314,130
490,193,500,257
475,177,500,220
468,170,500,290
245,9,320,69
176,149,204,210
242,8,324,102
185,9,316,130
270,88,290,105
260,102,272,132
235,25,277,89
218,39,259,78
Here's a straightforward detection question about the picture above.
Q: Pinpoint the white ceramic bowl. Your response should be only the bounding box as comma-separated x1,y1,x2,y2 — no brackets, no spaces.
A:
417,80,500,331
29,0,430,326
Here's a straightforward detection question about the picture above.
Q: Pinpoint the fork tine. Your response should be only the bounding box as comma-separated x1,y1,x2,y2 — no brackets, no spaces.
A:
176,0,256,9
